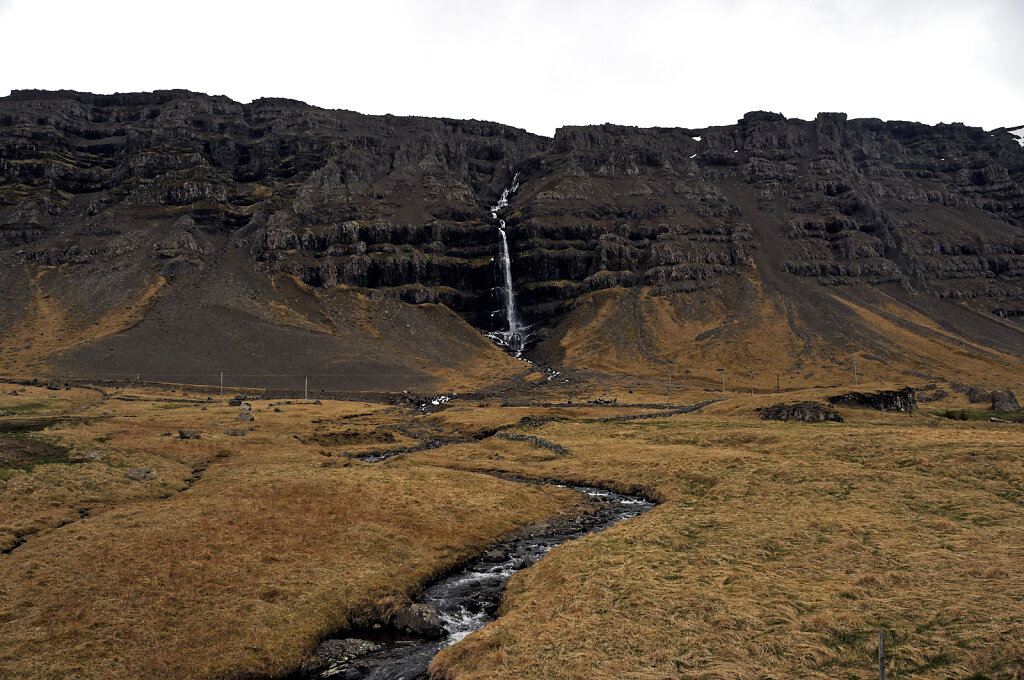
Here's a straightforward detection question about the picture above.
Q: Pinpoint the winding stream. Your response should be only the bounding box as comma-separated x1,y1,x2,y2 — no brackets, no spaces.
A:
302,480,655,679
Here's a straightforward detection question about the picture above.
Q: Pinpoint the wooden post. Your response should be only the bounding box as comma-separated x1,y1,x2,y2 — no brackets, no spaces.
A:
718,369,725,393
305,376,309,403
776,373,781,394
878,630,886,680
853,354,859,385
668,369,673,398
219,372,223,406
748,370,754,396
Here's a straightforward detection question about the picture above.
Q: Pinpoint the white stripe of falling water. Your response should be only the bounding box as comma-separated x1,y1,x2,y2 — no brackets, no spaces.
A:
498,224,518,338
488,173,528,353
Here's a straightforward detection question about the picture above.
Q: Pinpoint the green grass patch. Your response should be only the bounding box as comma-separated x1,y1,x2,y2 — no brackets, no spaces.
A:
0,401,49,415
0,434,74,470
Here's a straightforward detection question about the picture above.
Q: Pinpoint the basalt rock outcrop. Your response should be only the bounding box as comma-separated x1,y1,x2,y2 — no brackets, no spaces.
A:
759,401,843,422
1,90,1023,383
828,387,918,412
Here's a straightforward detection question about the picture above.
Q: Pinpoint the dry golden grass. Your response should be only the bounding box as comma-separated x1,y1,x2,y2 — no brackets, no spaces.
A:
4,380,1024,679
402,390,1024,680
544,283,1024,396
0,386,583,679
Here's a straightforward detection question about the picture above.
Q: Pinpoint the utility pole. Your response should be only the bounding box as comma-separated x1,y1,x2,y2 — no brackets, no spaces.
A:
776,372,780,394
305,376,309,403
853,354,859,385
220,371,223,406
878,630,886,680
668,369,673,398
718,368,725,393
748,370,754,396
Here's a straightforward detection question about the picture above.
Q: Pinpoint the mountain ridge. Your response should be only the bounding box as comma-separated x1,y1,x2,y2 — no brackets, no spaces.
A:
2,90,1023,391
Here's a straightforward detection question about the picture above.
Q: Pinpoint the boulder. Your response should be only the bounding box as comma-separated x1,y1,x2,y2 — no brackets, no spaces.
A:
827,387,916,412
966,387,990,404
225,429,248,436
178,429,202,439
239,402,252,412
236,412,254,422
392,603,444,638
916,389,948,403
227,398,242,407
759,402,842,422
990,389,1020,411
125,467,156,481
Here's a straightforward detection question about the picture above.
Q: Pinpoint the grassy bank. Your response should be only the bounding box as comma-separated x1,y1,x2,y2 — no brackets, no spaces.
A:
2,382,1023,679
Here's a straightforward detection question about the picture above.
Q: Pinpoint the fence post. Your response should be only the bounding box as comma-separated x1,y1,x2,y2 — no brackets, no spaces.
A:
878,630,886,680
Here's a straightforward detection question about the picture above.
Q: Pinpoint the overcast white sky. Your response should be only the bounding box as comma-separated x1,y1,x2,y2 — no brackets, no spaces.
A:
1,0,1022,136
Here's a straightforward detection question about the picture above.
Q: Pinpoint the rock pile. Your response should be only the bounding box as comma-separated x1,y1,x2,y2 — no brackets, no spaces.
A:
827,388,916,412
759,402,843,422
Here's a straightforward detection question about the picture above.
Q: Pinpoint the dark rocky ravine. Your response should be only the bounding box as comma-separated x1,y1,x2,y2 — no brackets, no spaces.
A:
291,480,656,680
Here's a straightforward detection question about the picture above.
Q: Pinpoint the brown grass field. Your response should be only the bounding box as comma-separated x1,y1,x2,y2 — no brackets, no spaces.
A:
1,379,1024,679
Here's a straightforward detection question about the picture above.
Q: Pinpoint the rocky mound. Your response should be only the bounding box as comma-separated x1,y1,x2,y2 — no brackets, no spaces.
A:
827,388,917,412
989,389,1021,411
759,402,843,422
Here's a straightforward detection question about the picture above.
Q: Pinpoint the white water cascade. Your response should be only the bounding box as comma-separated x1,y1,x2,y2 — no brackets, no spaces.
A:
487,173,530,355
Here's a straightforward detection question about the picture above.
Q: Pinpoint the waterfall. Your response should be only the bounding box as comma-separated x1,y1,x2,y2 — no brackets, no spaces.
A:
487,173,530,355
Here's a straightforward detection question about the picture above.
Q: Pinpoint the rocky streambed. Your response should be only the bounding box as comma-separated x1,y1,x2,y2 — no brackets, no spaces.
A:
297,481,656,680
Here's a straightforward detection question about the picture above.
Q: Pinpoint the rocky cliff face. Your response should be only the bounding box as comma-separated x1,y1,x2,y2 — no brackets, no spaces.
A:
505,112,1024,323
1,90,1023,383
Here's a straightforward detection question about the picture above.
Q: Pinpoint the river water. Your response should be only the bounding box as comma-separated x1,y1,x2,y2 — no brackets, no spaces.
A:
302,480,655,679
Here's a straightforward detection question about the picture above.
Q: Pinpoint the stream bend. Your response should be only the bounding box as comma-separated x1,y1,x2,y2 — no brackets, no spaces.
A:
302,480,656,680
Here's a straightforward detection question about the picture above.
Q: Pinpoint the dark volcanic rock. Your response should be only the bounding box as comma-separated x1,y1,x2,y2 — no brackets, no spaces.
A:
827,387,917,412
966,386,992,403
177,429,202,439
759,401,842,422
391,603,444,638
916,388,949,403
990,389,1021,411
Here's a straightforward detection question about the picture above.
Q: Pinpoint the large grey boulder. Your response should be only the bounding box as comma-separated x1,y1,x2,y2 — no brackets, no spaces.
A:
991,389,1020,411
392,603,444,638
